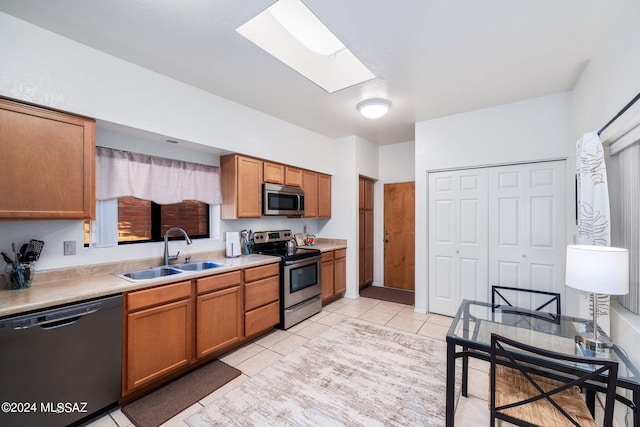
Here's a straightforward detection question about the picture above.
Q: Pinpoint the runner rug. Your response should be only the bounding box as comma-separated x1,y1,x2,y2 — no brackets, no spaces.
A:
121,359,241,427
186,318,459,426
360,284,415,306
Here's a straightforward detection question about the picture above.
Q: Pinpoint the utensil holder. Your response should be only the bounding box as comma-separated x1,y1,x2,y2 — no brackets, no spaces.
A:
4,262,34,290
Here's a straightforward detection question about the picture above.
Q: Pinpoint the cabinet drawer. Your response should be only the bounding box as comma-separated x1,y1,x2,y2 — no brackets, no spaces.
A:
245,276,279,311
196,270,242,295
245,301,280,337
334,248,346,259
244,263,279,282
127,280,192,312
321,251,334,262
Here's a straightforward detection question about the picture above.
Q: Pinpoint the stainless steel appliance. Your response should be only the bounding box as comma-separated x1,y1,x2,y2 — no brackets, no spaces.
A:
0,294,123,427
262,183,305,216
252,230,321,329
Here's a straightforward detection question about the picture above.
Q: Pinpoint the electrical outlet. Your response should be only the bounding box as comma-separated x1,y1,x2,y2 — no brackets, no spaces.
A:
63,240,76,256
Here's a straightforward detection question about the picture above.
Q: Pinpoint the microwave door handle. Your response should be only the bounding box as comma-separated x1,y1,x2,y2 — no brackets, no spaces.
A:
297,194,301,212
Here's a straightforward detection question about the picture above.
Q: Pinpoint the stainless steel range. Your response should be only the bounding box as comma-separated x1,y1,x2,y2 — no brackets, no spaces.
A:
252,230,322,329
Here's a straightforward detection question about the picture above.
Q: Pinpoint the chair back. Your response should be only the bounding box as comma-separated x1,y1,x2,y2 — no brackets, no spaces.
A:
492,285,561,317
490,333,618,427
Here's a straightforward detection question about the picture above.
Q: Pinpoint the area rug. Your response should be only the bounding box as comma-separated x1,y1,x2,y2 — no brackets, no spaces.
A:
122,359,241,427
360,285,415,306
186,318,459,426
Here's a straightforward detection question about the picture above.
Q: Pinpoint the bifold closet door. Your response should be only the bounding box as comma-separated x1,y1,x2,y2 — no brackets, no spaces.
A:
428,160,567,316
488,161,566,312
428,169,488,316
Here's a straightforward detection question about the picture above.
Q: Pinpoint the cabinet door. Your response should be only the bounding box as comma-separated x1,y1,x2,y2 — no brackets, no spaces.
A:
237,156,263,217
321,260,334,303
285,167,302,187
126,298,193,392
302,170,318,218
245,276,279,311
245,301,279,337
318,174,331,218
364,211,374,285
334,253,346,295
197,285,243,358
264,162,284,184
0,99,95,220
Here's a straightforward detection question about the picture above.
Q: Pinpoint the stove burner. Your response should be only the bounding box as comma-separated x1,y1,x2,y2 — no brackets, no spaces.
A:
252,230,320,261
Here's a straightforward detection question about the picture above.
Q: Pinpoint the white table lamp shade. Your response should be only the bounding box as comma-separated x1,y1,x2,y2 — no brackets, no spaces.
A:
565,245,629,295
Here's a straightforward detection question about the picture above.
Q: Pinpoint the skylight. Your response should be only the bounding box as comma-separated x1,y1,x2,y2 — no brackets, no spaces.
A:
236,0,375,93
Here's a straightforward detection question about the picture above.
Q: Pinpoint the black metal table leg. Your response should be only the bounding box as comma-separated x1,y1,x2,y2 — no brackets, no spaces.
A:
461,346,468,397
586,390,595,416
634,389,639,427
446,339,456,427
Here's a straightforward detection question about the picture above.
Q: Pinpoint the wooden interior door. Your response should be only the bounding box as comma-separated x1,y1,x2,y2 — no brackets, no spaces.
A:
359,176,375,288
384,182,415,290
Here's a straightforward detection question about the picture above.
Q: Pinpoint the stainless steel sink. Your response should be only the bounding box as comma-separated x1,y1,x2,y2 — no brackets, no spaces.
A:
175,261,225,271
116,266,183,282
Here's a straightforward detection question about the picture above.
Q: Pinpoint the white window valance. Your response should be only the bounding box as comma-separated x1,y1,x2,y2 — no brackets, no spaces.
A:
95,147,223,205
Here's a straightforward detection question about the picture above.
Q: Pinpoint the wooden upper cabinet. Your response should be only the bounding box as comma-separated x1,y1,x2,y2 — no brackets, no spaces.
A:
221,154,262,219
285,166,302,187
263,161,285,184
318,174,331,218
220,153,330,218
0,98,95,220
302,170,318,218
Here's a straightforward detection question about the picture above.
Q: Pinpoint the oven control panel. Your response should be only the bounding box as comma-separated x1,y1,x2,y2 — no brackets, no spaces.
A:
252,230,292,243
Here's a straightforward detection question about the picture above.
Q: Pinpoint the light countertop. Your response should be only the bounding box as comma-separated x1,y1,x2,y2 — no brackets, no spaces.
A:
0,253,279,318
301,238,347,252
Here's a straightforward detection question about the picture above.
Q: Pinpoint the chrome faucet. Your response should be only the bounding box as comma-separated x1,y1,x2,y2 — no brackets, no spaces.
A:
163,227,193,265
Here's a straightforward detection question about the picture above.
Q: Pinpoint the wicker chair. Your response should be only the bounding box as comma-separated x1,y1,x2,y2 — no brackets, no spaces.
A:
490,333,618,427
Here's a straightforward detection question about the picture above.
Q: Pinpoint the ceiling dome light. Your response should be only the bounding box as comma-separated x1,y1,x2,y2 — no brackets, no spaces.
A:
357,98,392,119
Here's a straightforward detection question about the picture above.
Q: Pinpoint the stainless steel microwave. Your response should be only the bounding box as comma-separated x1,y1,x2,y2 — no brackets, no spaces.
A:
263,183,305,216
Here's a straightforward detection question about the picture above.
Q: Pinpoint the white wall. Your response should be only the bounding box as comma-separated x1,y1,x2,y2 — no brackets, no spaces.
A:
414,92,573,313
0,12,347,270
319,136,360,298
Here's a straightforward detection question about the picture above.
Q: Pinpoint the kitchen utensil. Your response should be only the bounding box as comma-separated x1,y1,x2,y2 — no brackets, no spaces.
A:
286,238,297,251
1,251,14,265
26,239,45,261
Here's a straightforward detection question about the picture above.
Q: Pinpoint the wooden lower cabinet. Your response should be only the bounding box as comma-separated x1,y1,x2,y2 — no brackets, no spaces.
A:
123,263,280,397
321,251,335,304
321,248,347,304
125,281,193,393
196,271,243,358
334,249,347,295
244,263,280,336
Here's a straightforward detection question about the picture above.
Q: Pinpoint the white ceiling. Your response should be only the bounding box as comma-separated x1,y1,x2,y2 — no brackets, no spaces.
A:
0,0,626,145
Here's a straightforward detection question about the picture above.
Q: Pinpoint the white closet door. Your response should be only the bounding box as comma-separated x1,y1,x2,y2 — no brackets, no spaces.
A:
488,160,566,312
428,169,488,316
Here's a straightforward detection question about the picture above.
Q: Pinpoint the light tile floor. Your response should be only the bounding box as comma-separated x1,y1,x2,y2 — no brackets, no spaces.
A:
87,296,489,427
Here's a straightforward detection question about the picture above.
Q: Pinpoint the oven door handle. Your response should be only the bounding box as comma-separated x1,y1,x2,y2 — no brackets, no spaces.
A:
283,255,322,267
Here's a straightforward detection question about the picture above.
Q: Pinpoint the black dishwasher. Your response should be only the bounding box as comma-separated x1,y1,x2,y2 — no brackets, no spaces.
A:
0,294,122,427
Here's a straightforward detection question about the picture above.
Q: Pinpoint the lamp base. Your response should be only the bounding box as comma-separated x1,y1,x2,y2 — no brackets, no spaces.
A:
575,333,613,351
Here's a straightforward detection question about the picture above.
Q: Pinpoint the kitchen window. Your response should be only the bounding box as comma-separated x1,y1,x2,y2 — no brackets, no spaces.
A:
88,147,222,247
84,197,210,245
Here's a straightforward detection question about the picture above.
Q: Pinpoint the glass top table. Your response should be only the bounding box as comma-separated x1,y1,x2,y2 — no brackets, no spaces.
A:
444,299,639,427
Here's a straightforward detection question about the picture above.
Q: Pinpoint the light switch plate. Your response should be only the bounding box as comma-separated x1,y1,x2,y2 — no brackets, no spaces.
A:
63,240,76,256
